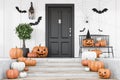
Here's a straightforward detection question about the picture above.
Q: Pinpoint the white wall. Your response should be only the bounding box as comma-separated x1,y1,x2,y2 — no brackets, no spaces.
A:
0,0,120,58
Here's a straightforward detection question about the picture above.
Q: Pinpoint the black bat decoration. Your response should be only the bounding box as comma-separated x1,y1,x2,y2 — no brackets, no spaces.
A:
16,6,27,13
80,28,86,32
29,16,42,26
98,29,103,32
92,8,108,14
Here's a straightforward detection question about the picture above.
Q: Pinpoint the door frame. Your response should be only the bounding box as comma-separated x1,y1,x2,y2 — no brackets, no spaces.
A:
46,4,74,57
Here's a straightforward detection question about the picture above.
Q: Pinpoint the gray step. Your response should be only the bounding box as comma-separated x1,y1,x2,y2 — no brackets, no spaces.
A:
3,77,117,80
36,62,82,66
27,71,98,77
33,58,81,63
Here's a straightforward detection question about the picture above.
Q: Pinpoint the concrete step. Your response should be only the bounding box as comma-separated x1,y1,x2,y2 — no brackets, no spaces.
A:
28,66,85,72
36,62,82,66
3,77,117,80
33,58,81,63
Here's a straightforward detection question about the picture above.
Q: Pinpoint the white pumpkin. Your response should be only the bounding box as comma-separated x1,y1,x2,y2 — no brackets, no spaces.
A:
84,67,90,72
11,62,25,71
82,51,97,60
19,72,27,78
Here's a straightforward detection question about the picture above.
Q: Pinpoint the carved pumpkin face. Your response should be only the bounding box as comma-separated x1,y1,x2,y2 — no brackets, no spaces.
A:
82,39,94,47
98,69,111,79
32,46,48,57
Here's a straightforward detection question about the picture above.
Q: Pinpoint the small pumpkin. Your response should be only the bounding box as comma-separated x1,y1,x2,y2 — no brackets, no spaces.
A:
27,52,38,58
84,67,90,72
24,67,29,71
18,57,26,62
95,40,107,47
82,39,94,47
88,60,104,72
81,59,91,66
25,59,36,66
9,47,23,59
98,69,111,79
11,62,25,71
6,69,19,79
19,71,27,78
92,49,102,58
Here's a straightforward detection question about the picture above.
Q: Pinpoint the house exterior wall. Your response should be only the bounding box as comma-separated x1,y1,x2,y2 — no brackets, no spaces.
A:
0,0,120,58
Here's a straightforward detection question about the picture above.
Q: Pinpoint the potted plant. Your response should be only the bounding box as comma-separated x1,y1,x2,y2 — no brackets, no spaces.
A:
16,23,33,57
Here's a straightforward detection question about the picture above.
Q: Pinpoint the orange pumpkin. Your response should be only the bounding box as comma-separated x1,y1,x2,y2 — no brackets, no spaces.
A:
24,67,29,71
88,60,104,72
92,49,102,58
9,47,23,59
27,52,38,58
25,59,36,66
98,69,111,79
32,45,48,57
81,59,91,66
95,40,107,47
18,57,26,62
82,39,94,47
6,69,19,79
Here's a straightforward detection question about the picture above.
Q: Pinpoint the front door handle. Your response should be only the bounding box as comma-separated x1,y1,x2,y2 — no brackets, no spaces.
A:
69,27,72,37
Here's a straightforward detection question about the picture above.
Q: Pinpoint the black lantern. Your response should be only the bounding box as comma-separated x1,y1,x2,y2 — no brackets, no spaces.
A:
29,2,35,20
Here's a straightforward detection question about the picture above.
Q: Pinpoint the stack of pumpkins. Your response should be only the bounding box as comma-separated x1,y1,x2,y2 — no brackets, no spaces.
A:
27,45,48,58
81,58,111,79
7,47,37,79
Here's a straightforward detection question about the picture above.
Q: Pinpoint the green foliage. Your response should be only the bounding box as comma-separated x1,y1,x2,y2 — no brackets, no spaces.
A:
16,23,33,40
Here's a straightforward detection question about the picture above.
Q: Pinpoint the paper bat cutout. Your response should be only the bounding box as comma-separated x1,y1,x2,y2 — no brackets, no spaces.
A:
80,28,86,32
92,8,108,14
29,16,42,26
98,29,103,32
16,6,27,13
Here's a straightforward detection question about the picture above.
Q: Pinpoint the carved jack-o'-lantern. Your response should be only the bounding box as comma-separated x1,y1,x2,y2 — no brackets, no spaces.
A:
82,39,94,47
98,69,111,79
32,45,48,57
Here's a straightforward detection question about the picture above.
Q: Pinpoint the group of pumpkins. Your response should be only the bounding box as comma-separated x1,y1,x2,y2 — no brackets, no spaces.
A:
6,57,37,79
9,45,48,59
6,46,38,79
82,38,107,47
81,58,111,79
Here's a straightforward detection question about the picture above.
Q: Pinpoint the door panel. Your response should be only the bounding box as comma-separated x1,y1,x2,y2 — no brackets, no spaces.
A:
46,5,74,57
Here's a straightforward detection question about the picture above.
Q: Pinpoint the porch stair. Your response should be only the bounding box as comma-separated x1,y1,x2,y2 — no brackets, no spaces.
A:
3,58,116,80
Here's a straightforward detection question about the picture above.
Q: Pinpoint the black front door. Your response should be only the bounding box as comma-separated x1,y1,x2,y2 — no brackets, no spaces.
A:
46,4,74,57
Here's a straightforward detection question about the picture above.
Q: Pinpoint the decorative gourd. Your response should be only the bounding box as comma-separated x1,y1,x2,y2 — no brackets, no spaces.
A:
92,49,102,58
18,57,26,62
32,45,48,57
25,59,36,66
98,69,111,79
11,62,25,71
24,67,29,71
82,51,97,60
81,59,91,66
88,60,104,72
84,67,90,72
19,72,27,78
9,47,23,59
6,69,19,79
82,39,94,47
27,52,38,58
95,40,107,47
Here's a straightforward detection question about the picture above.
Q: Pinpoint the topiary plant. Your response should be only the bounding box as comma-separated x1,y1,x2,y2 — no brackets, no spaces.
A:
16,23,33,48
